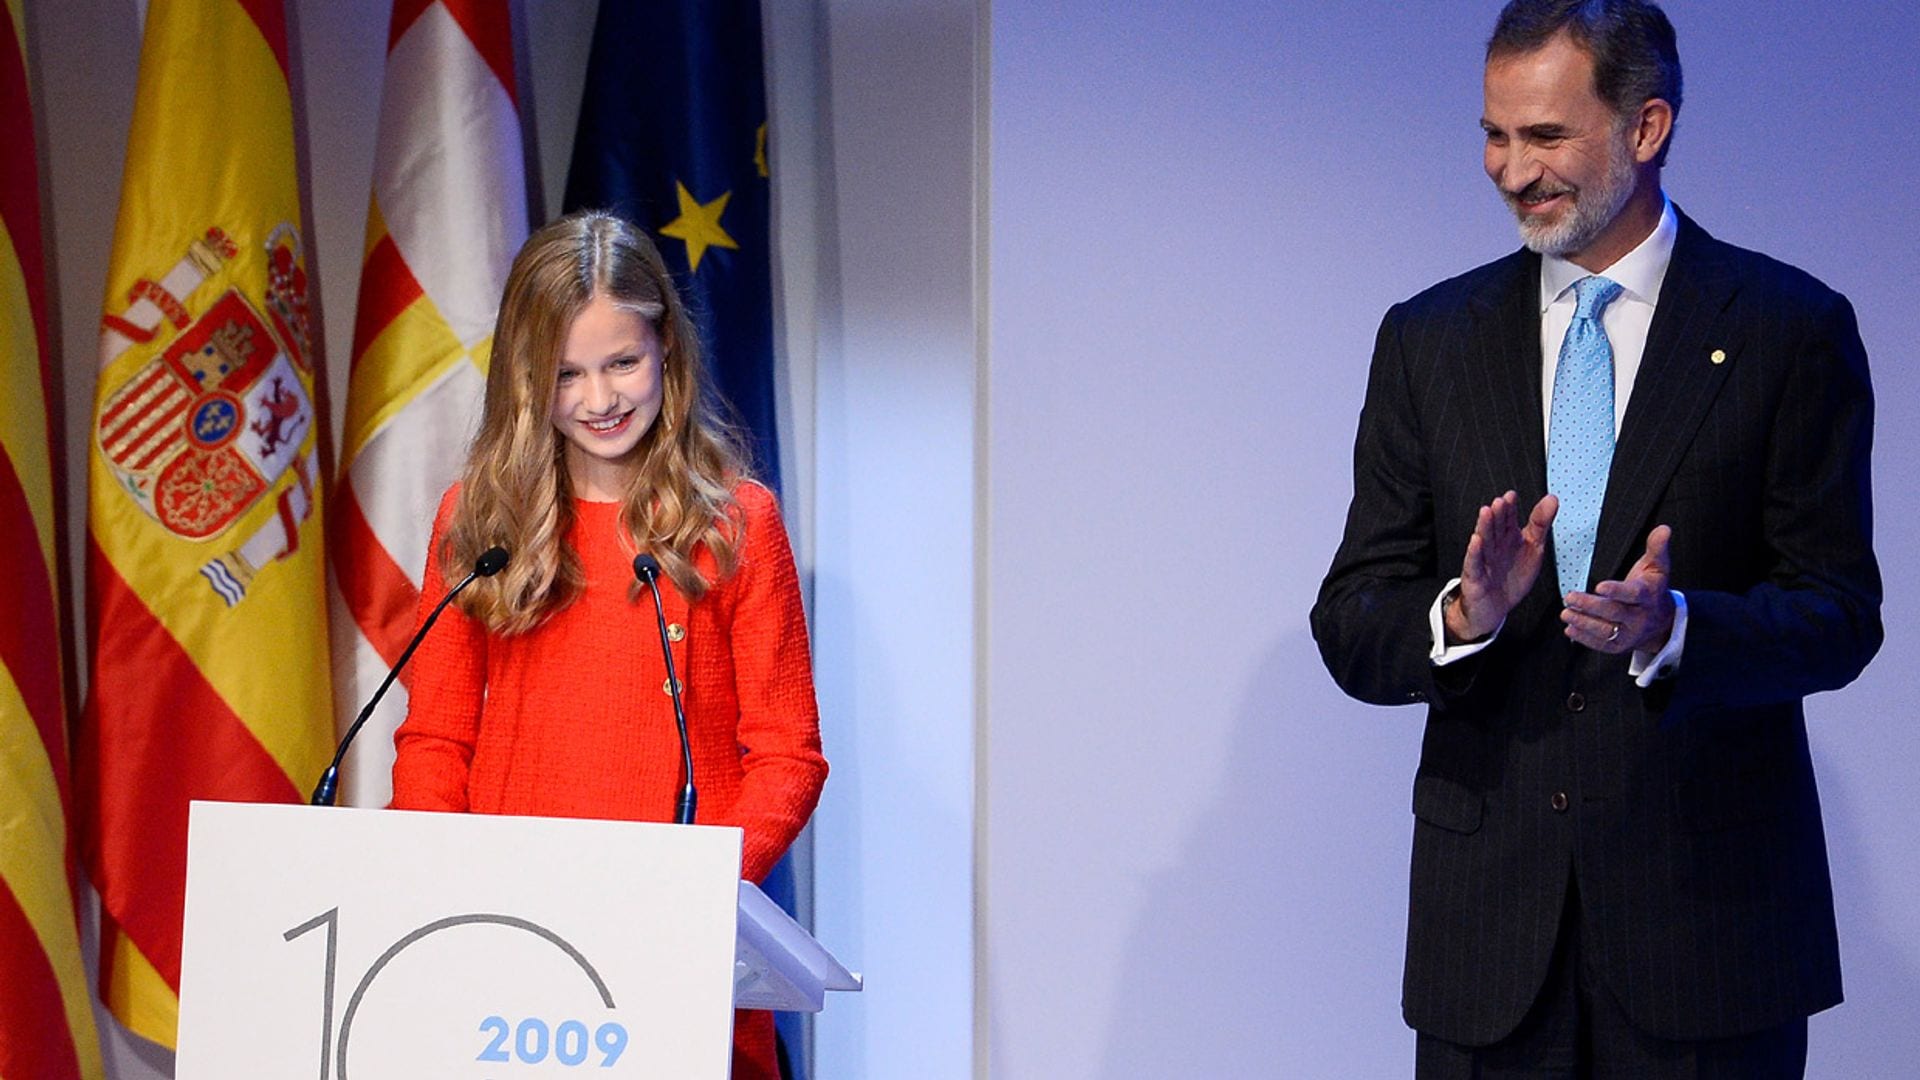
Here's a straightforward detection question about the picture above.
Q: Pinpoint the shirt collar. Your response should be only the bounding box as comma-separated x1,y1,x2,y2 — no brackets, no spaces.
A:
1539,193,1677,312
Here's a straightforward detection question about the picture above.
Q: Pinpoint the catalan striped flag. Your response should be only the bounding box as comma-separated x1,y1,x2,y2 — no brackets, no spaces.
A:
330,0,528,808
79,0,334,1047
0,3,107,1076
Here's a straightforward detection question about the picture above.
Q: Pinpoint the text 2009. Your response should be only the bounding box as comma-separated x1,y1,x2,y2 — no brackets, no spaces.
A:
477,1017,628,1067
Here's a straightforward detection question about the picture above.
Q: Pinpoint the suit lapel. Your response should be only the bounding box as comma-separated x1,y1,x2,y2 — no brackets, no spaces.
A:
1590,211,1743,585
1463,251,1548,501
1460,251,1566,629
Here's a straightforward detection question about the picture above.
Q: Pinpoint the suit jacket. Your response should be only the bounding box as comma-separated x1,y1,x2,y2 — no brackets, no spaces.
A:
1310,209,1881,1046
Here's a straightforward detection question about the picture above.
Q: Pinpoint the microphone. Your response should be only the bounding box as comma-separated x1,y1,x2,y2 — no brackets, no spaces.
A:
310,545,510,806
633,553,696,825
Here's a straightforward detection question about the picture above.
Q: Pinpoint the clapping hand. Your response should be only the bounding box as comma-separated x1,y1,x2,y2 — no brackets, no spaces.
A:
1445,491,1557,643
1562,525,1676,654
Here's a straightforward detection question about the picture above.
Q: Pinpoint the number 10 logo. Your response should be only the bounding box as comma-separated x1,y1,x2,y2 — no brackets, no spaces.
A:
284,908,630,1077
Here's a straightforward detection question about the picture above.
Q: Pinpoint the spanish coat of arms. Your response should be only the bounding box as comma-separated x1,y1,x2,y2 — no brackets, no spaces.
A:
96,224,319,606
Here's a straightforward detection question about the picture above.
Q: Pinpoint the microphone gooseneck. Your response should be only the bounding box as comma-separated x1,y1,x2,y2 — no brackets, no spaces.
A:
311,546,510,806
633,553,697,825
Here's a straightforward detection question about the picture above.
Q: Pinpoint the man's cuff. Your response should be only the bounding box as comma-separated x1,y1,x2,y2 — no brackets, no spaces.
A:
1629,589,1687,687
1430,578,1502,666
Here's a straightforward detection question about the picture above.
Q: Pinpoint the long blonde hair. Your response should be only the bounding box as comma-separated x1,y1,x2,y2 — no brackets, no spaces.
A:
443,211,749,633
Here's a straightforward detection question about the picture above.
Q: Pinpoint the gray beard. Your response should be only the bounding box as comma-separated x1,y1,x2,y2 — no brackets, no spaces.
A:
1512,147,1639,258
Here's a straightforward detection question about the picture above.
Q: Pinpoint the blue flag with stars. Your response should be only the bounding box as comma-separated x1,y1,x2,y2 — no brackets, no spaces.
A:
564,0,779,487
564,5,806,1076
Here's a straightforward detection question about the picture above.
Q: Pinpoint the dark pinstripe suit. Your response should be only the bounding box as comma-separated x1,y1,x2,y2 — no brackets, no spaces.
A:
1311,209,1881,1047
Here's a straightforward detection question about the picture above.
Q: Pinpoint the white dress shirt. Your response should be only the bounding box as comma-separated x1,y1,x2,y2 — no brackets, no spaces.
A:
1430,197,1688,686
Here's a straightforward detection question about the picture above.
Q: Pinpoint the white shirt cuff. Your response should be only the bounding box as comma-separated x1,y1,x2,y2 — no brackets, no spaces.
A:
1629,589,1688,686
1430,578,1503,665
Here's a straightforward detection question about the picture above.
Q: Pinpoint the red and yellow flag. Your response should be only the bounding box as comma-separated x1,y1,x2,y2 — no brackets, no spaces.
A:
0,2,107,1076
79,0,333,1047
331,0,527,806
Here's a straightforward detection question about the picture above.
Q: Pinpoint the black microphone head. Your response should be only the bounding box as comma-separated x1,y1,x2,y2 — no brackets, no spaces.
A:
474,546,510,577
632,553,661,584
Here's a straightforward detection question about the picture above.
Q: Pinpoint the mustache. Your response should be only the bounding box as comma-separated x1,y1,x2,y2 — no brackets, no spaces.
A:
1509,179,1576,204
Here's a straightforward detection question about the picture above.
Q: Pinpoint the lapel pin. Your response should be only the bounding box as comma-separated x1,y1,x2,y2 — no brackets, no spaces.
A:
1710,348,1727,365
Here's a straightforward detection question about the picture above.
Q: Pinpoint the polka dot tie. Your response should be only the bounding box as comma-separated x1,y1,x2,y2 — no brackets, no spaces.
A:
1547,275,1624,600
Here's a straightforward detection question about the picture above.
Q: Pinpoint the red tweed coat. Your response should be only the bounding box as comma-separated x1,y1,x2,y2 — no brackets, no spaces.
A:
391,480,826,1079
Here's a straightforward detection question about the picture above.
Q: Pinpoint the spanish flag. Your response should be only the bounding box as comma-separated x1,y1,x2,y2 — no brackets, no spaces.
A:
0,2,107,1075
79,0,333,1048
331,0,528,807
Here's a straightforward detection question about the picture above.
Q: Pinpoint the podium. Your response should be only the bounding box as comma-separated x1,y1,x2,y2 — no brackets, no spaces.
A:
175,801,858,1079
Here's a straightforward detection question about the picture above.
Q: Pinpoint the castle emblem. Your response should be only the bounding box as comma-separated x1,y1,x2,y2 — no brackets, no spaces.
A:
96,224,320,606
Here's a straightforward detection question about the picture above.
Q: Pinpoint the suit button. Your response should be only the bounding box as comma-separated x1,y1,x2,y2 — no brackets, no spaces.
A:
667,623,686,642
1566,692,1586,712
662,678,683,696
1407,690,1427,703
1551,791,1569,812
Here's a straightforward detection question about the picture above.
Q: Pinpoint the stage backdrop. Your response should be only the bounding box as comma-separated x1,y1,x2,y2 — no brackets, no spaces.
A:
26,1,1919,1078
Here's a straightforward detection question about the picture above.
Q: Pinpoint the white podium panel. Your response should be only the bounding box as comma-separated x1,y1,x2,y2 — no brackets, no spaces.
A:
177,801,742,1079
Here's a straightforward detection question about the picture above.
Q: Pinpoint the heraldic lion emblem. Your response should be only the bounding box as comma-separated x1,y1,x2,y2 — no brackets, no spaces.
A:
97,224,319,606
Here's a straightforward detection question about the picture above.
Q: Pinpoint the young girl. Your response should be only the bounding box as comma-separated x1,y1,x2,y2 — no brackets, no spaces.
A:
390,210,826,1080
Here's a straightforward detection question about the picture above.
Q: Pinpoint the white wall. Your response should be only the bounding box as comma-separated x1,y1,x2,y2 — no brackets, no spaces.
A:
981,2,1920,1077
805,1,980,1075
981,4,1454,1072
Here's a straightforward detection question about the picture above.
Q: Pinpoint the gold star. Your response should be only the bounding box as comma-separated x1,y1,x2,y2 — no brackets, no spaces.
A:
659,181,738,272
755,123,769,178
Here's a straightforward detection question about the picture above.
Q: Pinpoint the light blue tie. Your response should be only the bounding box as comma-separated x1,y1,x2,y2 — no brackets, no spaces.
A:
1548,275,1624,599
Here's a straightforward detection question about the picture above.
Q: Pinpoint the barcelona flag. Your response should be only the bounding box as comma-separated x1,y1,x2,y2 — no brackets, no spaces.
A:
330,0,528,808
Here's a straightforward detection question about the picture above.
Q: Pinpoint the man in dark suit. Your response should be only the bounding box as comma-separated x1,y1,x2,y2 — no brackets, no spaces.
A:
1310,1,1881,1075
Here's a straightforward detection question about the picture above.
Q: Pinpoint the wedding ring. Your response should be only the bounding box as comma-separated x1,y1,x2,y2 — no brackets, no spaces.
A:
1607,623,1621,643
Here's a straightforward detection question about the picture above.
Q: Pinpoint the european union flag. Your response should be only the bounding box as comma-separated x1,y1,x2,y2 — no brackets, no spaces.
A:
564,0,778,487
564,6,805,1076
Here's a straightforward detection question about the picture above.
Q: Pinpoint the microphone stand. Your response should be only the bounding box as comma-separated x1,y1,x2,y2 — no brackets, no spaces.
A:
633,554,697,824
311,546,509,806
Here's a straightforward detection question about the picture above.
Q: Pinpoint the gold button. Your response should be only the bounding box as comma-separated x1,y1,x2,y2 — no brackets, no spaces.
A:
666,623,685,642
1710,349,1726,365
662,678,683,695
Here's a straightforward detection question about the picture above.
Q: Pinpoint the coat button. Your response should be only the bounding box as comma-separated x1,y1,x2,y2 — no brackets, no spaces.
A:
667,623,685,642
1551,791,1569,812
662,678,683,695
1566,692,1585,713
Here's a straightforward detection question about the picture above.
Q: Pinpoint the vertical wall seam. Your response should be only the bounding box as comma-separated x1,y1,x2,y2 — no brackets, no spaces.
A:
971,0,992,1077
